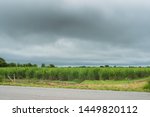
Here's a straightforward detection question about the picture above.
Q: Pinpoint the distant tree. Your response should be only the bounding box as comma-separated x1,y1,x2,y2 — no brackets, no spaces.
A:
49,64,55,68
8,63,17,67
79,66,86,68
100,66,104,68
105,65,109,67
33,64,38,67
26,63,32,67
0,58,7,67
17,63,23,67
41,63,45,67
22,64,25,67
16,63,37,67
129,66,135,68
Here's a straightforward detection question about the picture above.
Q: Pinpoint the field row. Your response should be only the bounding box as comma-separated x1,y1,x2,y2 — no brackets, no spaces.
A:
1,67,150,82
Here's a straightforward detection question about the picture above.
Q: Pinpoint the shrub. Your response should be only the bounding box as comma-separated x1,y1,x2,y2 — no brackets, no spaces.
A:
0,75,4,82
144,80,150,91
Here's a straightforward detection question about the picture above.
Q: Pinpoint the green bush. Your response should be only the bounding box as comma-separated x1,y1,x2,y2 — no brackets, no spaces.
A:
0,75,4,82
144,80,150,91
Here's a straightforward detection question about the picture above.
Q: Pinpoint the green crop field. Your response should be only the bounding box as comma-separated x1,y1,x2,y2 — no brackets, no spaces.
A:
0,67,150,92
1,67,150,81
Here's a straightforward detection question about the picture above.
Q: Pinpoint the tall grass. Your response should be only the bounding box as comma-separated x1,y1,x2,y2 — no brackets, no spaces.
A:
144,80,150,90
1,67,150,82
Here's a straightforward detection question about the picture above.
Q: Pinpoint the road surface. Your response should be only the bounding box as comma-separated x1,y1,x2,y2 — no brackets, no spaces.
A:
0,86,149,100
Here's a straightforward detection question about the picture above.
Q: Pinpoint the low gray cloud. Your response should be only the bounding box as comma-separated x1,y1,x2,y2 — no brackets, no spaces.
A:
0,0,150,65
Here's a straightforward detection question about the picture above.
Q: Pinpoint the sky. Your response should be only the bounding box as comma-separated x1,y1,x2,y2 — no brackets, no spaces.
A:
0,0,150,65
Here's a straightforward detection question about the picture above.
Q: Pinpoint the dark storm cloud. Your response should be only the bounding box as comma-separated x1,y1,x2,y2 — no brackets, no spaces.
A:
1,0,149,44
0,0,150,64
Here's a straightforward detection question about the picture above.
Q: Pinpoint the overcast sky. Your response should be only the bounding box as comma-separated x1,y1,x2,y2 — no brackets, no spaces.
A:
0,0,150,65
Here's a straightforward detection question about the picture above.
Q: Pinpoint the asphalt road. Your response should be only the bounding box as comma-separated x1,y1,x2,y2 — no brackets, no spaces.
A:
0,86,149,100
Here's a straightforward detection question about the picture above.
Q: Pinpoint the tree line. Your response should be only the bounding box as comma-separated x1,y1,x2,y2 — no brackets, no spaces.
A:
0,57,55,68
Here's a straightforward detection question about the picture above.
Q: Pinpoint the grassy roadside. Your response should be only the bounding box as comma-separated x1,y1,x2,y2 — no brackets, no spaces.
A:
0,77,150,92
